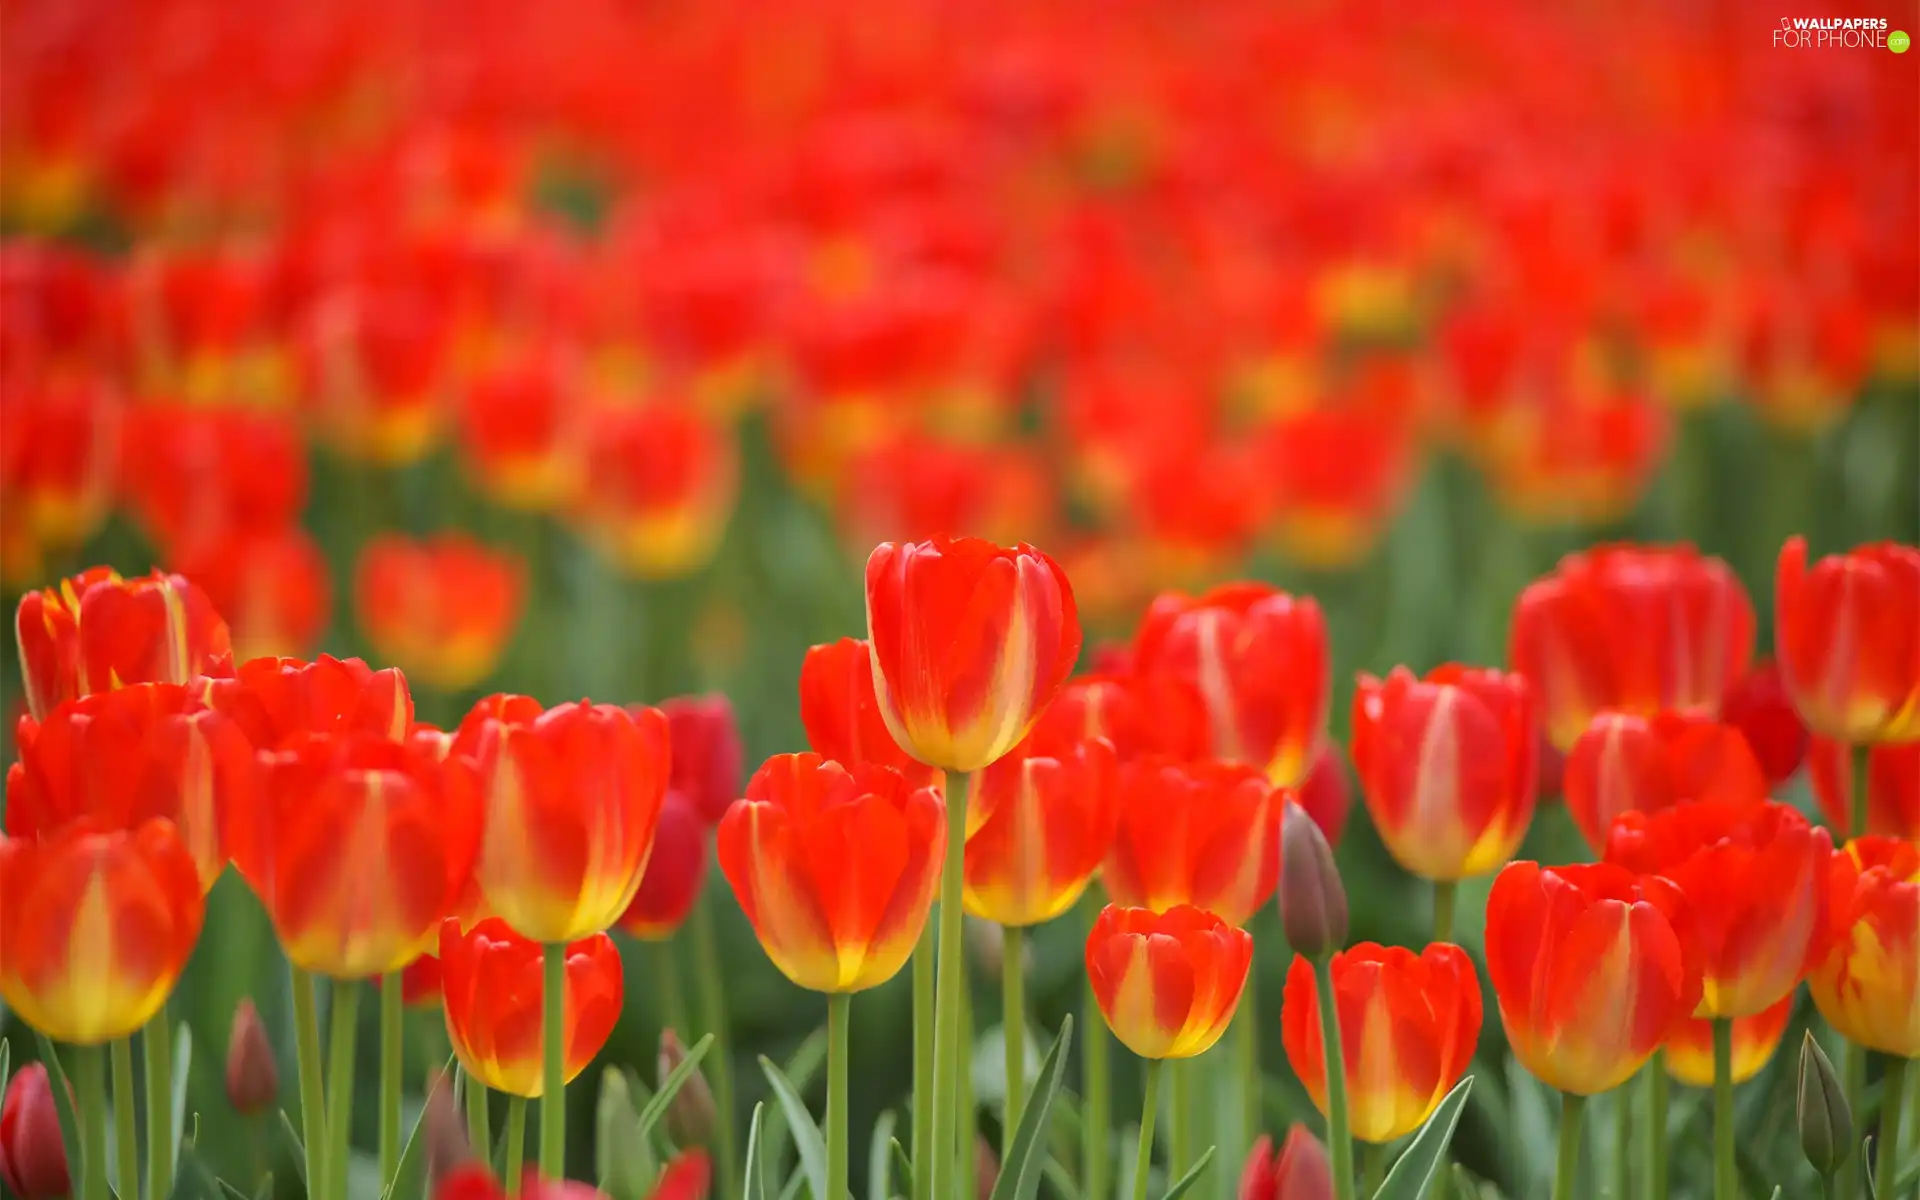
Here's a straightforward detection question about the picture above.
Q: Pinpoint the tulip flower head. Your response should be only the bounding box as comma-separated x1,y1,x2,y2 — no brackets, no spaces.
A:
1808,837,1920,1057
1352,664,1538,881
1086,904,1253,1060
718,753,946,992
864,536,1081,773
1278,800,1348,961
962,735,1119,926
1807,738,1920,841
354,533,525,692
1024,670,1212,764
1562,709,1768,853
617,792,709,939
1280,943,1482,1144
1485,861,1701,1095
660,694,745,824
1286,743,1353,849
1719,659,1810,787
1664,995,1793,1088
225,996,279,1114
1239,1125,1333,1200
203,653,413,749
799,637,944,790
439,917,625,1098
15,566,234,720
1774,538,1920,744
0,1063,69,1199
1103,757,1279,928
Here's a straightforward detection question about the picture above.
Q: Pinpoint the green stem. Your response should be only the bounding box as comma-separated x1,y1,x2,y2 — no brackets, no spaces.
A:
1133,1060,1162,1200
960,982,977,1200
1313,955,1356,1200
1554,1093,1586,1200
1432,881,1456,945
110,1039,138,1200
653,939,692,1041
1840,1040,1866,1200
1238,976,1261,1172
465,1068,493,1164
291,969,330,1200
828,993,851,1200
930,772,971,1198
1613,1068,1635,1200
1850,742,1872,839
505,1097,528,1195
327,980,363,1200
1168,1059,1192,1179
540,942,567,1179
76,1045,110,1200
1082,899,1113,1200
1712,1018,1734,1200
690,881,740,1200
379,973,404,1189
1362,1143,1385,1194
1003,924,1027,1151
912,923,935,1200
143,1008,174,1200
1879,1054,1909,1199
1647,1052,1669,1200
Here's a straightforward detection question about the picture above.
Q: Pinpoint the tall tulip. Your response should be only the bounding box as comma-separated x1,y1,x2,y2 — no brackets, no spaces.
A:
1774,538,1920,745
798,637,942,790
1103,757,1279,928
1561,710,1768,852
439,918,625,1097
1086,904,1252,1060
14,566,233,720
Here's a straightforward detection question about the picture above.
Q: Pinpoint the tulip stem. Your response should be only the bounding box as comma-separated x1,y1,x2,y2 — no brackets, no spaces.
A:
379,973,404,1189
1082,901,1112,1200
1646,1052,1669,1200
912,922,935,1200
960,983,977,1199
653,939,692,1043
1879,1054,1908,1198
1554,1093,1586,1200
465,1069,493,1162
291,968,330,1200
144,1006,174,1198
1850,741,1871,838
1612,1070,1633,1200
326,980,362,1200
930,771,971,1199
541,942,567,1179
1133,1060,1162,1200
1840,1040,1866,1200
76,1044,110,1200
1432,880,1456,944
111,1038,139,1200
828,992,851,1200
1711,1018,1734,1200
1168,1060,1192,1179
506,1096,528,1195
1003,924,1027,1151
1236,981,1261,1175
1312,955,1356,1200
689,885,740,1200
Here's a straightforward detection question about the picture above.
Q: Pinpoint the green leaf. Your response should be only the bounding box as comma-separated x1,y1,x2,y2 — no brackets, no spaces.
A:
1039,1156,1079,1200
1865,1136,1878,1198
759,1055,827,1200
866,1110,898,1200
277,1110,309,1187
1767,1189,1782,1200
777,1167,807,1200
217,1179,253,1200
889,1138,914,1200
168,1022,194,1189
1158,1145,1214,1200
742,1102,768,1200
382,1056,456,1200
1,1037,10,1100
597,1066,659,1200
251,1173,275,1200
988,1014,1074,1200
1370,1076,1475,1200
636,1032,715,1144
32,1034,84,1188
763,1027,829,1179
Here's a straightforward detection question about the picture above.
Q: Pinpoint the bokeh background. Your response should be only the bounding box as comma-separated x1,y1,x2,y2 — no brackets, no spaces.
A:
2,0,1917,1197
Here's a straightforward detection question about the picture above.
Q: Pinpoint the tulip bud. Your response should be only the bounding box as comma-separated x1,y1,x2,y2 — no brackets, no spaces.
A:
658,1029,718,1147
225,998,279,1116
1279,801,1347,960
975,1135,999,1200
1796,1031,1852,1178
424,1071,473,1186
0,1063,72,1199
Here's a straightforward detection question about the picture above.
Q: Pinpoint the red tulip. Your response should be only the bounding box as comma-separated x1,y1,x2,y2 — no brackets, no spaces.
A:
0,375,119,558
439,918,625,1098
0,1064,70,1199
1285,744,1352,849
577,401,739,581
14,566,233,720
1807,738,1919,841
1561,710,1768,853
799,637,944,791
1809,837,1920,1057
962,736,1119,927
457,351,584,512
1023,671,1211,764
1774,538,1920,744
1238,1125,1333,1200
660,694,744,825
1085,904,1252,1059
121,407,308,552
1663,995,1793,1088
355,533,525,692
618,793,709,939
1718,660,1809,787
170,526,333,663
1103,757,1278,928
203,654,413,750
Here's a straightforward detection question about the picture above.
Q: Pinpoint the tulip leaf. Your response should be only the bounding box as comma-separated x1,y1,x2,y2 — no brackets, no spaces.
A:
599,1066,658,1200
1864,1137,1878,1198
988,1013,1074,1200
217,1179,253,1200
32,1033,85,1191
1040,1156,1079,1200
759,1055,828,1200
1767,1189,1782,1200
1157,1145,1214,1200
636,1031,715,1145
889,1137,914,1198
277,1110,309,1187
252,1173,275,1200
1370,1075,1474,1200
763,1026,828,1179
381,1056,455,1200
866,1109,897,1200
168,1022,194,1190
0,1037,10,1100
742,1102,768,1200
777,1166,808,1200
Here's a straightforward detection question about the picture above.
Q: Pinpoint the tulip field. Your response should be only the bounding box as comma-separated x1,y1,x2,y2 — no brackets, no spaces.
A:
1,2,1918,1200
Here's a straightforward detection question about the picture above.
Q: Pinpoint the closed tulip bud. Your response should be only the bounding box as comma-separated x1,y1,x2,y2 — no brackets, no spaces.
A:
0,1064,71,1199
1796,1030,1851,1178
423,1072,473,1184
975,1136,999,1200
225,997,279,1114
658,1029,718,1147
1239,1125,1333,1200
1279,801,1347,961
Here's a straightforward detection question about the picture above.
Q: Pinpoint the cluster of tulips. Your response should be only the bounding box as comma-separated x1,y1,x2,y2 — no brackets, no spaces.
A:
1,528,1916,1200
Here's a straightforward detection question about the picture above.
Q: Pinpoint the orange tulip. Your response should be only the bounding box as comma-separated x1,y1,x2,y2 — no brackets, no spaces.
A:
1807,738,1919,841
1131,582,1329,787
1510,545,1755,751
1085,904,1252,1060
864,536,1081,773
1664,995,1794,1088
1485,862,1701,1095
249,732,481,978
1280,943,1481,1143
962,736,1119,927
798,638,943,791
438,917,625,1097
1562,710,1768,852
1775,538,1920,744
6,682,252,890
1102,757,1279,928
14,566,233,720
203,654,413,749
458,697,671,943
1809,837,1920,1057
169,526,333,662
0,818,205,1044
1024,671,1211,764
354,533,525,692
617,793,708,940
1352,665,1538,881
718,753,945,993
1606,799,1831,1018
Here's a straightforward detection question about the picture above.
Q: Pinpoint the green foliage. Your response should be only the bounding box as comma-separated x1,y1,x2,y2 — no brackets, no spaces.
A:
759,1056,827,1200
1372,1077,1474,1200
986,1014,1072,1200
